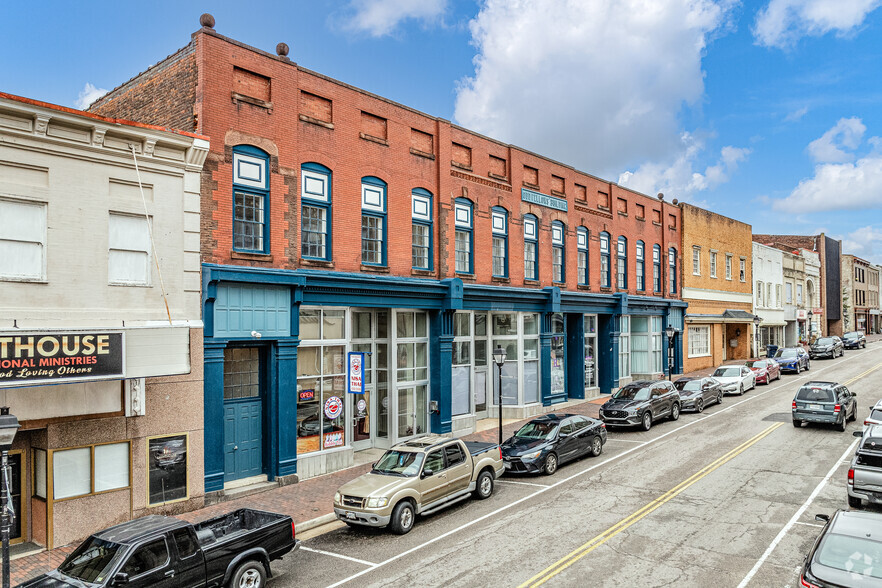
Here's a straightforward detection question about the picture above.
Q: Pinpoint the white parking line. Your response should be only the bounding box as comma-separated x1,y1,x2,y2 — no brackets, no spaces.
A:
793,521,824,528
605,438,647,444
300,546,379,567
497,479,549,488
736,438,860,588
326,348,879,588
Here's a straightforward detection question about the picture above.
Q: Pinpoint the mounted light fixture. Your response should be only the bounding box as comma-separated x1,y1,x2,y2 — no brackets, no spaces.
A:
492,345,507,367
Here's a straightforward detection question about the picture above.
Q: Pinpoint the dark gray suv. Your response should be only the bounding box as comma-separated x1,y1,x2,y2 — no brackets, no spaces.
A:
792,381,857,431
809,336,843,359
599,380,680,431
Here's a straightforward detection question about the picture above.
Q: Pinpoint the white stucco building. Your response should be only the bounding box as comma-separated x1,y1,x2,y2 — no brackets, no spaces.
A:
753,242,785,355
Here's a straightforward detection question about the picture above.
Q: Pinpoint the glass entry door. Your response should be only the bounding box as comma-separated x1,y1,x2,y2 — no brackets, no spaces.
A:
393,310,429,441
397,386,428,438
351,310,389,450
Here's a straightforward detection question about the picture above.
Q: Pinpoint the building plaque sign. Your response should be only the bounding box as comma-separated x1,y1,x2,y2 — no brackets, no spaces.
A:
521,188,568,212
0,332,125,387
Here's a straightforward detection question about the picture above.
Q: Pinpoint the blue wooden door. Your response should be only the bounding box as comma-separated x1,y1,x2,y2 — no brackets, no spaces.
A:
223,347,264,482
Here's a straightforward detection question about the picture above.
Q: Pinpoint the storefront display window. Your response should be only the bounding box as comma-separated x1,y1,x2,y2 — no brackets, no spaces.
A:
298,308,347,453
452,312,472,416
551,314,565,396
148,434,187,505
396,311,430,439
584,315,597,391
53,441,131,501
619,316,631,380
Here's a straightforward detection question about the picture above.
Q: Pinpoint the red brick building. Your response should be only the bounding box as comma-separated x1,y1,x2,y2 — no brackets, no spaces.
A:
92,18,685,492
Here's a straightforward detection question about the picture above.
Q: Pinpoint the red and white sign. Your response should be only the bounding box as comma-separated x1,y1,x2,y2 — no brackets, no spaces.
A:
796,310,807,320
348,352,365,394
813,308,824,315
324,395,343,420
323,431,344,448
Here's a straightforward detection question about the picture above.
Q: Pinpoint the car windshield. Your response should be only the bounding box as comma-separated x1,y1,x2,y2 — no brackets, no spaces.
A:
844,332,861,339
613,385,651,400
677,380,702,392
870,409,882,422
513,421,559,440
797,387,835,402
816,337,835,345
816,533,882,580
372,450,425,477
745,360,767,368
776,349,798,358
58,536,121,583
714,367,741,378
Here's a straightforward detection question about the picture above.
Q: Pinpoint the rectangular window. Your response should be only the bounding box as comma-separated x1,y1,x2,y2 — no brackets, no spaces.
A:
147,434,188,505
95,442,130,492
740,258,746,282
619,316,630,379
492,208,508,277
553,247,563,282
653,247,661,293
710,251,717,278
577,228,588,286
234,190,265,251
616,238,627,289
455,230,471,273
361,179,387,265
757,281,763,307
298,308,347,454
692,247,701,275
651,316,663,373
301,205,327,259
726,254,733,280
786,282,793,303
361,215,383,264
688,326,710,357
636,242,645,291
524,216,538,280
776,284,782,307
797,283,803,304
108,213,151,285
301,166,331,260
411,190,432,270
34,448,47,499
412,224,430,269
53,442,131,501
493,237,506,276
552,223,565,283
600,233,611,287
669,249,677,294
0,198,46,281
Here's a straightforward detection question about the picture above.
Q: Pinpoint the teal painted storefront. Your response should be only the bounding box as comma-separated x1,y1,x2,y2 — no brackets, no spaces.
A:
202,263,686,491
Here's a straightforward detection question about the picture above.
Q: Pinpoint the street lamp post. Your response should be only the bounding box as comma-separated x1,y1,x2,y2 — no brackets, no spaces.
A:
753,315,762,358
664,325,676,376
807,310,813,343
0,407,20,588
492,345,507,447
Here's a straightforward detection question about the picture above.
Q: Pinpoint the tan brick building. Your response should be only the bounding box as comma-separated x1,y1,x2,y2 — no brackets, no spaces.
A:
680,204,755,373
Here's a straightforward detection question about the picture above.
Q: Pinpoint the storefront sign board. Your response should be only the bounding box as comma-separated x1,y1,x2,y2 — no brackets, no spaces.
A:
0,331,125,387
521,187,567,211
347,352,365,394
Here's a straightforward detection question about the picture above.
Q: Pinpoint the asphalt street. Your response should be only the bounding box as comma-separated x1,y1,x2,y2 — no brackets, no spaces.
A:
267,345,882,588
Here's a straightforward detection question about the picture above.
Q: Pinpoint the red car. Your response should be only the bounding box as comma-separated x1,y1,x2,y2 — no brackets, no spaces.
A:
745,358,780,384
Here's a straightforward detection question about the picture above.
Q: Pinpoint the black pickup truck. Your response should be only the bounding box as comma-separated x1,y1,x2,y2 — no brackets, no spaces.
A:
20,508,298,588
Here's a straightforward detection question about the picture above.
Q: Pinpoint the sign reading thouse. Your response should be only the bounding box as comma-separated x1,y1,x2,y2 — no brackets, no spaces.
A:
0,332,125,387
521,187,568,212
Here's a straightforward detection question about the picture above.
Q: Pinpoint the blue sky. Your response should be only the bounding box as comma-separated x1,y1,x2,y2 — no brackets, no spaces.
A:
3,0,882,261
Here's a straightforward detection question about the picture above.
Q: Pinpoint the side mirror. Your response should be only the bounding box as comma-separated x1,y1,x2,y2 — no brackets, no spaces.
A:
815,514,830,523
854,431,864,437
110,573,129,586
421,469,434,479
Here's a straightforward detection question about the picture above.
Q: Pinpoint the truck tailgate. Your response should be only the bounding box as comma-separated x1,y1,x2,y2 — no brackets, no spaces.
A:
854,453,882,492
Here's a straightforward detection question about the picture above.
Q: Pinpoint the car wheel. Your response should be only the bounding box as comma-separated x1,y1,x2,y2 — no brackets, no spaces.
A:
670,403,680,421
796,363,801,374
390,500,416,535
806,361,811,371
838,418,847,432
849,495,863,509
543,453,558,476
590,435,603,457
792,419,801,428
641,411,653,431
474,470,494,499
696,398,704,413
739,384,744,395
230,560,266,588
717,391,723,405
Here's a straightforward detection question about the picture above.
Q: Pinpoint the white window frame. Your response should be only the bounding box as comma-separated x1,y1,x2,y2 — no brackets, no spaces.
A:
688,325,711,358
0,197,47,282
692,246,701,276
725,254,732,280
619,316,631,379
740,257,746,282
108,212,152,286
710,250,717,278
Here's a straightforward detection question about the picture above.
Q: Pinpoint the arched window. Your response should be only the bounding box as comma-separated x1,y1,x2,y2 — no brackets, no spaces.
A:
653,245,662,293
577,227,589,285
617,236,627,289
491,207,508,278
552,221,565,283
411,188,433,270
600,232,611,288
636,240,645,291
301,162,331,260
523,214,538,280
668,247,677,294
454,198,473,274
232,145,270,253
361,176,387,265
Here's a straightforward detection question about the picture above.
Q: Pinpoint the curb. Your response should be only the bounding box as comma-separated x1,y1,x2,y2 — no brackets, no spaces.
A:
295,512,337,534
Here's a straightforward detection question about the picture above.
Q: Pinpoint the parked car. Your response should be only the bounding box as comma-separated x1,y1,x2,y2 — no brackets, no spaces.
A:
792,381,857,430
843,330,867,349
848,425,882,509
773,346,811,373
501,413,606,475
673,377,723,412
334,435,503,534
744,358,781,385
712,365,756,395
863,399,882,427
810,336,844,359
599,380,680,431
799,510,882,587
20,509,298,588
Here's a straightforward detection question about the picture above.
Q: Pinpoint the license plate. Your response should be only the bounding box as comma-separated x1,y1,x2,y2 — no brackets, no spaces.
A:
345,512,357,520
809,404,822,410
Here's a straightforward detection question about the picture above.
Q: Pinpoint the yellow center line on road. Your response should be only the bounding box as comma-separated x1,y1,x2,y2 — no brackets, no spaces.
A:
518,422,785,588
842,362,882,386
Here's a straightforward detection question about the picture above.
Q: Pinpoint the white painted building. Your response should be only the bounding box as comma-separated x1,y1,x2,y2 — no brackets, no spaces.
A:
752,242,785,355
802,249,822,341
0,93,208,548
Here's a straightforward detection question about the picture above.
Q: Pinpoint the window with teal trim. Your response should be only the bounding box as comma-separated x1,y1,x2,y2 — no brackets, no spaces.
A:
301,163,331,260
600,231,611,287
411,188,433,270
577,227,589,285
653,244,662,292
636,240,645,291
454,198,473,274
617,236,627,289
552,221,565,283
669,247,677,294
523,214,538,280
492,207,508,278
361,177,387,265
232,145,269,253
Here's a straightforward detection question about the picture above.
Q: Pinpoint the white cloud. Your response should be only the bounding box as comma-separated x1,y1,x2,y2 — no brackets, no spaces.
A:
75,82,107,110
454,0,737,183
753,0,882,49
618,133,750,199
774,155,882,211
806,117,865,163
341,0,448,37
784,106,809,122
843,225,882,264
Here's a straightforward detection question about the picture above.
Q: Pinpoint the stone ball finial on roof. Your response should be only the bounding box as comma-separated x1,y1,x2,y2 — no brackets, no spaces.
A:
672,198,679,205
276,43,290,57
200,13,215,28
657,193,664,200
